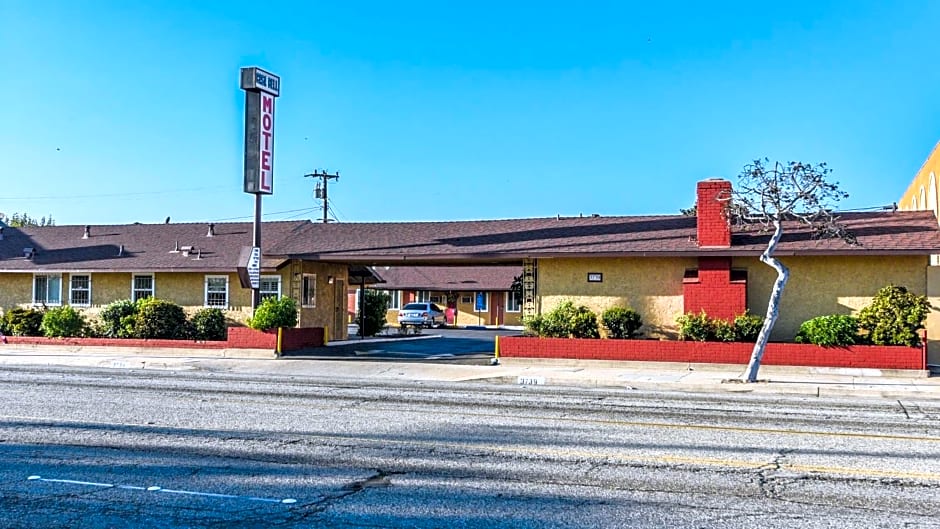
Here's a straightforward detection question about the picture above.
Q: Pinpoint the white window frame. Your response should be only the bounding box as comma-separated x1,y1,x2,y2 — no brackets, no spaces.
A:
416,290,431,303
302,274,317,308
69,274,92,307
388,290,401,310
132,274,154,302
506,290,521,313
204,275,229,308
259,275,281,301
474,291,489,312
33,273,63,306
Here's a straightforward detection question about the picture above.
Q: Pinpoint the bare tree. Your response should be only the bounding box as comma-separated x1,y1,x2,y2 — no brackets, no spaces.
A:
732,159,855,382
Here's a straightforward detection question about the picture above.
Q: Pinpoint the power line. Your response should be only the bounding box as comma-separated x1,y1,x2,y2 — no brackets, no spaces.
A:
0,186,230,201
210,207,318,222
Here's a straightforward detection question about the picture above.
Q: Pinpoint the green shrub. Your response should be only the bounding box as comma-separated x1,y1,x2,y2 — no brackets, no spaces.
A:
857,285,932,347
249,297,298,331
357,290,390,337
4,307,44,336
100,299,138,338
522,315,543,336
569,309,600,339
134,298,188,339
191,308,227,341
534,301,599,339
40,306,86,337
677,311,712,341
733,313,764,342
794,315,859,346
712,319,736,342
601,307,643,339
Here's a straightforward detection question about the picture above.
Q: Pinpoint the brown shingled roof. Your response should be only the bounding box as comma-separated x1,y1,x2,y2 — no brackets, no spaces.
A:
267,211,940,263
2,210,938,271
370,266,520,291
0,221,310,272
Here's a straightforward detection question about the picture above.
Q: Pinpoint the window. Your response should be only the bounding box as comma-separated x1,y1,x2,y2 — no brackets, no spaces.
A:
474,291,489,312
132,274,154,302
506,290,521,312
416,291,431,303
33,274,62,305
259,276,281,301
69,275,91,306
380,290,401,310
205,275,229,308
302,274,316,307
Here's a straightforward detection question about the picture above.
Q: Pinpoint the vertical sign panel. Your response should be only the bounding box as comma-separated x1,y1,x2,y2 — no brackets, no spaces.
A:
259,93,275,193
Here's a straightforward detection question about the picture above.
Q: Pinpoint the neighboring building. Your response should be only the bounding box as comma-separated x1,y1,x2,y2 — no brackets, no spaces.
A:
347,266,522,327
899,141,940,265
0,221,376,341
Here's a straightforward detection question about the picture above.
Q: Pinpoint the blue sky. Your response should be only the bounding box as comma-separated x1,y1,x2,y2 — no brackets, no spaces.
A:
1,1,939,225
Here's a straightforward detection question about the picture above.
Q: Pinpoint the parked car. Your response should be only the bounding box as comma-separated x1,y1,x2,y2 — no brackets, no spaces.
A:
398,302,446,328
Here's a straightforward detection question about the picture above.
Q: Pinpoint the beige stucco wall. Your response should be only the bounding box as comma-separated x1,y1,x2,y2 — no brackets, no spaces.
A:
296,261,349,341
537,255,930,342
539,257,696,338
735,255,928,340
0,273,32,314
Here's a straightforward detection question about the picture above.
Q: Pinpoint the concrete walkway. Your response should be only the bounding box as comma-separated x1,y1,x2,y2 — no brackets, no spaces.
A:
1,341,939,400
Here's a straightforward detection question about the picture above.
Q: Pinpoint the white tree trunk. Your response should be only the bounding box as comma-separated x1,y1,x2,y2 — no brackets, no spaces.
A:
743,219,789,382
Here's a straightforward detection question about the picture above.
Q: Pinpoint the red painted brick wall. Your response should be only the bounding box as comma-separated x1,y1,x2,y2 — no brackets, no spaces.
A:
696,179,732,248
500,336,925,370
683,256,746,320
226,327,278,349
3,326,324,352
280,327,325,351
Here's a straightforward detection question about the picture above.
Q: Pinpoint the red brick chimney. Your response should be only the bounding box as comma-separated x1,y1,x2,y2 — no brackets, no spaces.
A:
696,179,732,248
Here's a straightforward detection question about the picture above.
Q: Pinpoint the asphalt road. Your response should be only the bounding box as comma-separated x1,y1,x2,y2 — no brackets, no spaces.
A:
1,366,939,528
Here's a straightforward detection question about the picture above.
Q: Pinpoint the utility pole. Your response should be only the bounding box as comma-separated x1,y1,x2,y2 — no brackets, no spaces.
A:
304,169,340,223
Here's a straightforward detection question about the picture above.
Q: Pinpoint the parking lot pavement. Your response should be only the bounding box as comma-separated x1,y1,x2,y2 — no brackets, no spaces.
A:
287,327,521,362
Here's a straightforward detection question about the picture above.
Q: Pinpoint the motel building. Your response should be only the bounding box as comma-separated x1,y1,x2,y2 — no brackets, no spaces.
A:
2,179,940,363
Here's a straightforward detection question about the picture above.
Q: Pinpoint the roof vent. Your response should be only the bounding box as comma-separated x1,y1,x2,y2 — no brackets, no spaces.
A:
193,248,202,260
118,244,124,257
591,213,600,218
181,245,193,257
23,247,34,259
206,223,215,237
170,240,180,253
82,225,90,239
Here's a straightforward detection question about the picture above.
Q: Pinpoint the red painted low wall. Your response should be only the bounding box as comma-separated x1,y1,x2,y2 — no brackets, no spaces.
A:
3,326,325,353
499,337,926,370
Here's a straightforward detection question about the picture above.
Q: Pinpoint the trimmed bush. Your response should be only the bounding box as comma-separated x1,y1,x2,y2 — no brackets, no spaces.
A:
357,290,390,337
134,298,188,339
522,315,543,337
535,301,599,339
857,285,932,347
40,306,86,337
601,307,643,339
795,315,859,346
100,299,138,338
677,311,712,341
733,313,764,342
4,307,44,336
712,319,736,342
191,308,227,341
249,297,298,331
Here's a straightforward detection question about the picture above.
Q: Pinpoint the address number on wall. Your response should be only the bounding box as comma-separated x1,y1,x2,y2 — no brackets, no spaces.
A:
587,273,603,282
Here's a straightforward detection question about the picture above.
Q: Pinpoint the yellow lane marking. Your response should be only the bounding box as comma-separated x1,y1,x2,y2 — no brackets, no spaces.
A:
367,405,940,444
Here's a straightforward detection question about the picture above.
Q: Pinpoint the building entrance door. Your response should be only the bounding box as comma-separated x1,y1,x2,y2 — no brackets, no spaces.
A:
334,279,346,340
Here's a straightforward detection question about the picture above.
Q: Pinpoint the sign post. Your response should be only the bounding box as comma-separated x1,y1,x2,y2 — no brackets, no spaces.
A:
240,67,280,311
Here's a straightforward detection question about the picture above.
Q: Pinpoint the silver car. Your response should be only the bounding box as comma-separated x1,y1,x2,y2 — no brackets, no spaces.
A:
398,302,446,328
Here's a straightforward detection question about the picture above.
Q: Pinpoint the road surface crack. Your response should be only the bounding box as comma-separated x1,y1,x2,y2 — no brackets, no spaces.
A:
898,400,911,419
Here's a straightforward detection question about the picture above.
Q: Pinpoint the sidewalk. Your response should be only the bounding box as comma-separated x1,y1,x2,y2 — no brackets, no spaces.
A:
1,343,939,400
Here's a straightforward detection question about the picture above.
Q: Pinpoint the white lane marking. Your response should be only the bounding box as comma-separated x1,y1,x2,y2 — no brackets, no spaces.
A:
27,475,296,504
